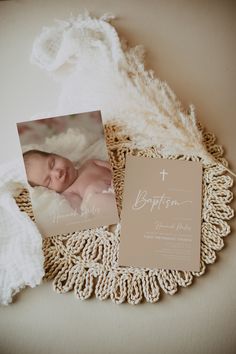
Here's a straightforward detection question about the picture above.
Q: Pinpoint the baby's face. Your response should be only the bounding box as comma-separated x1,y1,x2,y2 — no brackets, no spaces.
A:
26,153,78,193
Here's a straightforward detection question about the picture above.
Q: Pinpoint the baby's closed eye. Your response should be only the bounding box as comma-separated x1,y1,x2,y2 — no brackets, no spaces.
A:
49,157,55,169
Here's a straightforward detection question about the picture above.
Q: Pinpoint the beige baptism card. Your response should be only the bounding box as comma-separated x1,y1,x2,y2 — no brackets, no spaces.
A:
119,155,203,271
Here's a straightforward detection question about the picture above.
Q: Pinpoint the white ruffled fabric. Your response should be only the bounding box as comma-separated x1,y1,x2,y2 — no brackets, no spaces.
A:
0,12,218,305
31,12,213,162
0,160,44,305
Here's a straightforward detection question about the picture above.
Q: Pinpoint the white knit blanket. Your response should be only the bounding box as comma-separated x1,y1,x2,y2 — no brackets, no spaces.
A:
0,12,229,305
0,160,44,305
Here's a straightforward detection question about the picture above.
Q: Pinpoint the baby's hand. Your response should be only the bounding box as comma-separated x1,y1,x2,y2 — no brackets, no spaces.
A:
93,159,112,171
62,191,82,212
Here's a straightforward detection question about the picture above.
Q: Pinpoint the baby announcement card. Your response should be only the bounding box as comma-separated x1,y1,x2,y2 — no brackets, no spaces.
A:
17,111,119,237
119,155,203,271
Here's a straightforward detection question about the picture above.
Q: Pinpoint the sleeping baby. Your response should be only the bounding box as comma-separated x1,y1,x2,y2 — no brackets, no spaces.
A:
23,149,116,214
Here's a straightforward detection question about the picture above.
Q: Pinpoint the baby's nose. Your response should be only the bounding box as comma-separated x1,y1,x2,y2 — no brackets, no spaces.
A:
52,168,63,179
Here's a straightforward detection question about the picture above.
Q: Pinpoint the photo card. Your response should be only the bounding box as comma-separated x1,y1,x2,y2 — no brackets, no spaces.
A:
17,111,119,237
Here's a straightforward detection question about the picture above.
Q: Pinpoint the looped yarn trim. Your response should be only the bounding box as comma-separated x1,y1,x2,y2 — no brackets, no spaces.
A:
15,122,234,305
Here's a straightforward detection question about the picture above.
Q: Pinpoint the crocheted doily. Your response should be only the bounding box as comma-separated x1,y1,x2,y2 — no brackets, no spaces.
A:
15,122,234,304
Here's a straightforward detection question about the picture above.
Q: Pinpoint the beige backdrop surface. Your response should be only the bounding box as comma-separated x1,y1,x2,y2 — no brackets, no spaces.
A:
0,1,235,354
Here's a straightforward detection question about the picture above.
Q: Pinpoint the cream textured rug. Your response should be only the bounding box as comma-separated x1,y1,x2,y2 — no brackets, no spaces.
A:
15,122,234,304
1,12,234,305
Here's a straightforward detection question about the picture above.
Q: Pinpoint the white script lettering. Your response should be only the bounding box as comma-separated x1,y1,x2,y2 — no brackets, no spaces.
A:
132,190,192,212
